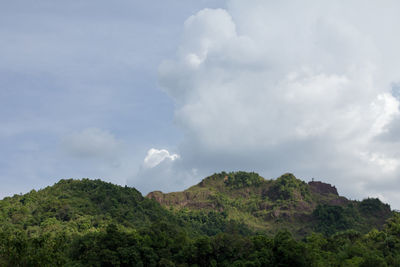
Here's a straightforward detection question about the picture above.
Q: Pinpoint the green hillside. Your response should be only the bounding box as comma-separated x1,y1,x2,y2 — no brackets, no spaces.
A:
147,172,392,237
0,178,173,231
0,178,250,265
0,174,399,266
0,179,184,265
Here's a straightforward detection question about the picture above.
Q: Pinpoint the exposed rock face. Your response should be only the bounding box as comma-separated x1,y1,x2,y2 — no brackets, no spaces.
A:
146,191,164,203
308,181,338,195
146,190,215,209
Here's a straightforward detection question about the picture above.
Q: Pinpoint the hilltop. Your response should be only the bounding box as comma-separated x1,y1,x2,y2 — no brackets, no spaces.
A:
0,179,186,265
147,171,392,236
0,178,175,231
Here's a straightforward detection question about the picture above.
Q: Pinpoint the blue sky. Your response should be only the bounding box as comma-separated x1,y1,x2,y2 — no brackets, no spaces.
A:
2,0,400,209
0,0,224,195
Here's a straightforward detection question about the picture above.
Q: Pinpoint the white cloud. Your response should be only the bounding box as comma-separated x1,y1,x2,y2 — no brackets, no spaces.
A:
129,148,197,195
61,127,121,158
157,1,400,208
143,148,179,168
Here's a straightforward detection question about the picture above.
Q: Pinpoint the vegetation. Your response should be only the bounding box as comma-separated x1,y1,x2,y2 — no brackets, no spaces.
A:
267,173,311,201
313,204,360,235
224,171,264,188
0,173,399,266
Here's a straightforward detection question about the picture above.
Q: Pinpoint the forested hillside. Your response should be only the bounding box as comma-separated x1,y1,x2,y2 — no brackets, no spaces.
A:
0,174,399,266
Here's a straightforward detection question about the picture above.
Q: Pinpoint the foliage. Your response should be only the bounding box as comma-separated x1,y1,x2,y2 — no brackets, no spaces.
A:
0,177,399,266
313,204,361,235
267,173,311,201
176,209,252,236
224,171,264,188
313,199,393,236
359,198,391,216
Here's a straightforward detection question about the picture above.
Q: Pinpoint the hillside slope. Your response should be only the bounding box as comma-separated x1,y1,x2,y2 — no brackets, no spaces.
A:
147,172,392,236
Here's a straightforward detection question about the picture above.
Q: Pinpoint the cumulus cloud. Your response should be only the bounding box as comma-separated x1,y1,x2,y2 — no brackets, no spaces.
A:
61,127,121,158
143,148,179,168
157,0,400,208
129,148,197,195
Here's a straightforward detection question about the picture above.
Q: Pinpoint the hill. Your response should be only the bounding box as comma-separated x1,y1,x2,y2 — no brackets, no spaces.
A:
0,179,188,265
147,172,392,237
1,174,399,266
0,178,175,231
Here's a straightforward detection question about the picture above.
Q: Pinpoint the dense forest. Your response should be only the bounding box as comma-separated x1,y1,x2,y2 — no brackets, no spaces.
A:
1,172,399,266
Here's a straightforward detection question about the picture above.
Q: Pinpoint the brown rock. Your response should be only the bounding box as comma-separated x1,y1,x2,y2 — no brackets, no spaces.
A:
308,181,338,195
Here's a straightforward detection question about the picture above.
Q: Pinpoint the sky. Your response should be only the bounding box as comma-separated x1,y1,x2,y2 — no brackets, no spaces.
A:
1,1,400,209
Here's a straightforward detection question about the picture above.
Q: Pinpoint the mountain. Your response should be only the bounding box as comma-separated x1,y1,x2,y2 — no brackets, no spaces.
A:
147,172,392,237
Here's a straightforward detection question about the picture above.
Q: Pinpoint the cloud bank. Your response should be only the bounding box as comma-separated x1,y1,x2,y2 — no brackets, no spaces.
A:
152,0,400,208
